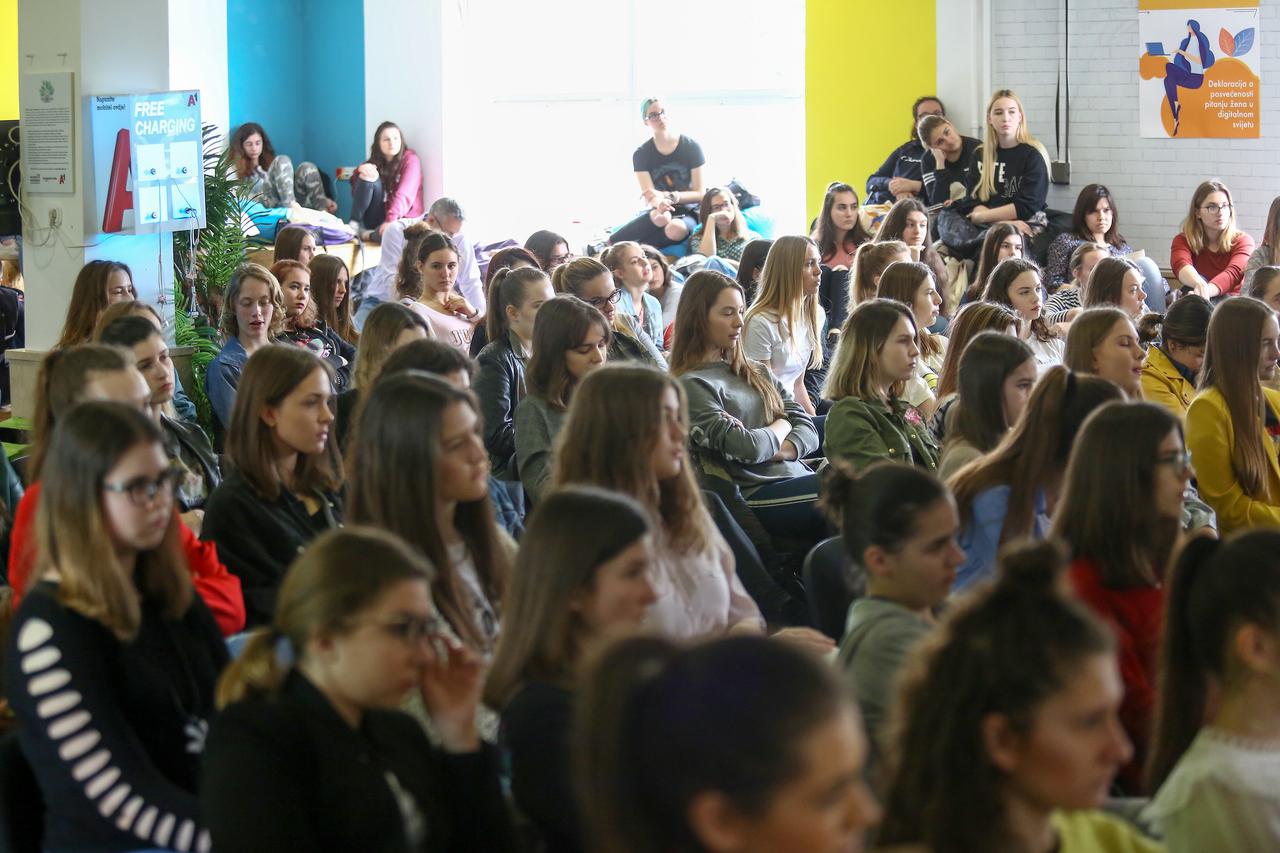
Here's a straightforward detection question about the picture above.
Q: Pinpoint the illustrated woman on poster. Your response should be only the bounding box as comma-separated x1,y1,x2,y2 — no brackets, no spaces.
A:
1165,19,1216,135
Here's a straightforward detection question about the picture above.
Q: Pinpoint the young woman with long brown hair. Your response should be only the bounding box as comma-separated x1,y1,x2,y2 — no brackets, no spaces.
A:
1053,401,1190,792
273,258,354,391
229,121,334,212
875,198,949,305
200,347,343,626
811,181,872,270
54,259,137,349
933,301,1019,403
964,221,1026,304
983,257,1065,372
936,332,1036,481
349,120,423,237
689,186,759,261
670,270,824,547
877,261,947,412
206,262,286,430
308,253,358,345
552,256,665,368
1063,307,1146,399
949,367,1123,592
1172,179,1254,300
1186,295,1280,532
1082,256,1149,321
7,402,227,853
1044,183,1164,306
878,541,1156,852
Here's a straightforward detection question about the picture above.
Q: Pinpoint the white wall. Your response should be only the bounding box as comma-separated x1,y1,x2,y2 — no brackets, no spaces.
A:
987,0,1280,267
168,0,230,141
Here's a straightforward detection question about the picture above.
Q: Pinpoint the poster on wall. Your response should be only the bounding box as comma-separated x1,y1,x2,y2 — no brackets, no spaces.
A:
19,71,74,194
84,90,205,235
1139,0,1260,138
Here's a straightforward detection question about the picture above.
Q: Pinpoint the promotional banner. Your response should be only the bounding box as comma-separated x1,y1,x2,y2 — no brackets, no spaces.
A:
1139,0,1260,138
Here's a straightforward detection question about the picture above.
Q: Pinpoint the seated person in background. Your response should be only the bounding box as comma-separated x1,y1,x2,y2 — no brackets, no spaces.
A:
402,231,480,353
576,635,880,853
1243,195,1280,290
877,540,1162,852
349,120,423,238
875,198,949,306
736,238,772,307
983,258,1065,372
1045,184,1165,309
93,299,198,423
230,121,334,212
937,332,1035,482
877,261,948,409
823,299,940,472
486,488,657,853
812,181,872,271
1139,293,1212,418
7,401,229,853
828,461,964,770
99,315,222,521
1082,256,1149,323
608,97,706,249
642,244,684,332
1172,179,1254,300
552,257,666,368
426,197,486,316
475,267,555,481
309,254,359,346
514,296,611,502
55,259,136,349
202,528,516,853
206,263,285,430
469,246,541,356
964,221,1027,304
949,368,1122,593
351,214,421,328
865,96,945,205
525,229,572,272
9,344,243,634
958,89,1050,237
201,347,343,626
273,259,354,390
933,301,1019,416
336,302,431,449
917,113,980,208
1045,242,1107,325
688,186,759,262
603,241,664,349
1064,307,1146,401
745,236,825,415
273,224,317,267
1249,264,1280,313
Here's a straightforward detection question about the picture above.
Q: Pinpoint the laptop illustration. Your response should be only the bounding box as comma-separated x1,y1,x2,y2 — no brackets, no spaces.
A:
1146,41,1168,56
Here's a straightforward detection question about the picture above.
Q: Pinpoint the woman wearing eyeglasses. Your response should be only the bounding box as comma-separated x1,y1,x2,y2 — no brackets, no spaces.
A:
1171,180,1255,300
608,97,707,250
202,527,516,853
551,257,665,368
201,346,344,628
688,187,759,262
6,402,228,853
1051,401,1190,792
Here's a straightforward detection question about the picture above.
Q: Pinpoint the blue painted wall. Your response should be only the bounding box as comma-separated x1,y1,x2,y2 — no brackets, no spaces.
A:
227,0,364,218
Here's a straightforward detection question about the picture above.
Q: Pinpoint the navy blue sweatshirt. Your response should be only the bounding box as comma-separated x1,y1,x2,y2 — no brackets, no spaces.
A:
921,136,981,207
960,142,1049,220
866,140,925,205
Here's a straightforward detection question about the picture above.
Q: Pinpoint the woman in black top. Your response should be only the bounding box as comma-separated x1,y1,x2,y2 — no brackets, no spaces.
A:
203,527,516,853
200,346,343,626
917,114,982,208
609,97,707,249
865,95,946,205
274,259,355,391
7,402,227,853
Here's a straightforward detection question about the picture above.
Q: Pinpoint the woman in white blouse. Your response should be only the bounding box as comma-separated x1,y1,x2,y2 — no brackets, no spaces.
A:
743,236,826,414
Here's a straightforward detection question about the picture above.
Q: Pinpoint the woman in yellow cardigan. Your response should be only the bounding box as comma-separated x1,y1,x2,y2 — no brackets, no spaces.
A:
1138,294,1212,418
1185,296,1280,533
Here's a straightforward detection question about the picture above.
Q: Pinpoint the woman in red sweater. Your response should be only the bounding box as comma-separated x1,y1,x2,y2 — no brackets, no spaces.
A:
1051,400,1190,793
9,345,245,635
1171,179,1255,299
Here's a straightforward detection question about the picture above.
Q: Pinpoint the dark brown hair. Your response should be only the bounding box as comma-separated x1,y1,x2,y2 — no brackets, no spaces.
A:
231,121,275,178
1071,183,1126,249
525,295,611,411
813,181,871,263
935,302,1018,400
57,261,135,349
950,332,1035,453
967,223,1025,303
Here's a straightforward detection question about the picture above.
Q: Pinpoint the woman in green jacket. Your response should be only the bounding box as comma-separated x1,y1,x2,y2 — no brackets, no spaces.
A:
822,299,940,472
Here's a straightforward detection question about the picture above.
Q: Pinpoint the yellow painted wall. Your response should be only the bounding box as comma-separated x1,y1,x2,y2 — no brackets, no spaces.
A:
0,0,16,119
806,0,937,219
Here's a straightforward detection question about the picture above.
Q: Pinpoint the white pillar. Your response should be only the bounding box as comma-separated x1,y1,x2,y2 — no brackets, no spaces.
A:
936,0,991,139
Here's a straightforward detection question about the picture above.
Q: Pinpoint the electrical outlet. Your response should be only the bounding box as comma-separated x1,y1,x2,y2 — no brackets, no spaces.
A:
47,207,61,228
1050,161,1071,185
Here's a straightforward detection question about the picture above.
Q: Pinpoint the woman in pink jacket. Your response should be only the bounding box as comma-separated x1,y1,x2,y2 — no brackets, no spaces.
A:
350,120,424,238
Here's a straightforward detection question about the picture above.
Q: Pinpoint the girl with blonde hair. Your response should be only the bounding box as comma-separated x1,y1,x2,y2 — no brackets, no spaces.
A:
206,262,286,430
962,89,1050,237
744,235,825,414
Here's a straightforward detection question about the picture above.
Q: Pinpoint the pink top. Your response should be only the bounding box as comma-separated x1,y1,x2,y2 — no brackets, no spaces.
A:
643,529,764,640
1170,231,1255,297
383,148,424,223
418,301,474,352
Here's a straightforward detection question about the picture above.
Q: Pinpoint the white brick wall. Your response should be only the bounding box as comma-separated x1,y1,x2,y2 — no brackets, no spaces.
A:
988,0,1280,267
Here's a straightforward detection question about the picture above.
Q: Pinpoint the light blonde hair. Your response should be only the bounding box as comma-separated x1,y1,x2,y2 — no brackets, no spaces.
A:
746,235,823,370
220,262,286,340
975,89,1050,203
1179,179,1241,255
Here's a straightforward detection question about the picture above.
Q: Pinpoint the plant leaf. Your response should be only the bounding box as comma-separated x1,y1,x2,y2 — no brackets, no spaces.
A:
1220,28,1236,57
1234,27,1255,57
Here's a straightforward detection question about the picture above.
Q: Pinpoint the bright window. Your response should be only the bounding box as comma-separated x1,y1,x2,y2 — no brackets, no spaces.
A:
450,0,806,248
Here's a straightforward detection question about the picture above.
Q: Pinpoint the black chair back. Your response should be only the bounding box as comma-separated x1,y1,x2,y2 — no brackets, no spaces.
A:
802,536,866,641
0,733,43,853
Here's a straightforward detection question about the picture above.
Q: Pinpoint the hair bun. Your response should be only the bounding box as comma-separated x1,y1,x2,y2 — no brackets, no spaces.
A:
995,538,1068,595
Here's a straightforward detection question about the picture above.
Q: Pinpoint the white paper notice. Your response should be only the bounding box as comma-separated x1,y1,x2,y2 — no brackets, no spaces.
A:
20,71,74,194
